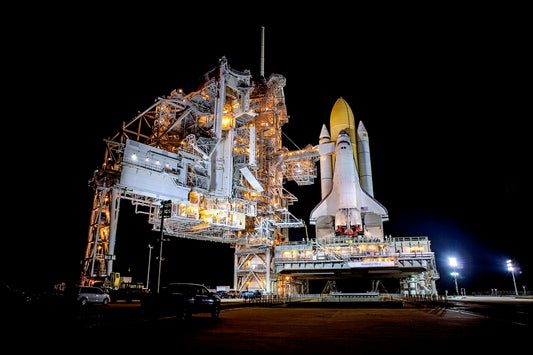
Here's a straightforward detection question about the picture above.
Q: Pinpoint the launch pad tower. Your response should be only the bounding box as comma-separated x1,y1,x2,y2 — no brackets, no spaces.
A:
83,57,317,293
83,56,439,295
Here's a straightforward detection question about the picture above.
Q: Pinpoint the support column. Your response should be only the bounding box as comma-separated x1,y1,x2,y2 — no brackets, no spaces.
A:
266,246,271,294
106,187,121,276
84,187,109,281
233,246,239,290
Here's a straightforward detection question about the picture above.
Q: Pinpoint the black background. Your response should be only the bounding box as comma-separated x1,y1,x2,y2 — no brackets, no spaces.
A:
5,5,530,293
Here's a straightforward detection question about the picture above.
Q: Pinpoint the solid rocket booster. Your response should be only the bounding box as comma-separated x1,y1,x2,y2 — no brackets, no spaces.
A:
319,124,333,199
356,121,374,197
329,97,358,169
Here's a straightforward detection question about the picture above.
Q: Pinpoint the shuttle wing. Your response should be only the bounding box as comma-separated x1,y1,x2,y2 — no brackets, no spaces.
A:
309,189,336,225
310,172,388,225
360,189,388,220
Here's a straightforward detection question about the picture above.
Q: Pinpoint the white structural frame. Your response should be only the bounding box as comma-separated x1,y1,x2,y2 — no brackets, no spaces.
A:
82,58,314,293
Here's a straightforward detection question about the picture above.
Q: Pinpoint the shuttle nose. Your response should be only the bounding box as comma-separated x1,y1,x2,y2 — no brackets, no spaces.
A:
336,130,350,144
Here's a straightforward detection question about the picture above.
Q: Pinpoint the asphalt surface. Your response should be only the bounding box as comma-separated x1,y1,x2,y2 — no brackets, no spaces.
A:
9,297,531,352
159,306,529,352
445,296,533,326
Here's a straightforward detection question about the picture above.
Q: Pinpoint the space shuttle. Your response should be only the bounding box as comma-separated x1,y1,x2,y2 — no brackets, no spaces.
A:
310,98,388,241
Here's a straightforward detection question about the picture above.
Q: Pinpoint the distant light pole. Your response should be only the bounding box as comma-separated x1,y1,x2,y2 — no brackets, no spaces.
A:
506,260,518,296
146,244,153,289
449,257,459,295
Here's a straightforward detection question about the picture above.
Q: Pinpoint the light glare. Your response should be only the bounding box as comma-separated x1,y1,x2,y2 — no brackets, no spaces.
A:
449,257,458,267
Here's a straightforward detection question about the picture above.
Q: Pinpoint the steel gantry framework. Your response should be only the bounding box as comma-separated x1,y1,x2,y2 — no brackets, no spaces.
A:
82,58,317,292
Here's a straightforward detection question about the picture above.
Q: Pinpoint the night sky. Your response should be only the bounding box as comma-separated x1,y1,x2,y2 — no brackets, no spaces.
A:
7,6,530,293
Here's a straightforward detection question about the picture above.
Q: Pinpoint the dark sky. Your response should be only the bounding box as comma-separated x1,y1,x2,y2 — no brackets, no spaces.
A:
7,6,530,292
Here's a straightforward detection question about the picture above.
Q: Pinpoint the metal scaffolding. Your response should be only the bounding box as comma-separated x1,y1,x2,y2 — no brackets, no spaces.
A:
82,58,315,292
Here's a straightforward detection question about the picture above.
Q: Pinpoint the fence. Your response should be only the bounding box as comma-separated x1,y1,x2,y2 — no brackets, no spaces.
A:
403,294,449,307
222,293,404,308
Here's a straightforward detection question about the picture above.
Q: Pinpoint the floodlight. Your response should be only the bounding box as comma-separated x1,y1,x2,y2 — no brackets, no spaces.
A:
449,257,458,267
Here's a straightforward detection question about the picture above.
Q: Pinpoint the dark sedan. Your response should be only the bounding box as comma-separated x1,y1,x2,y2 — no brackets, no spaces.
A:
143,283,221,320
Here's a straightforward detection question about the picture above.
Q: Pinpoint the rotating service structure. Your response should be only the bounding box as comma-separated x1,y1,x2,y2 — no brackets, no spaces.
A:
82,58,439,296
82,57,317,293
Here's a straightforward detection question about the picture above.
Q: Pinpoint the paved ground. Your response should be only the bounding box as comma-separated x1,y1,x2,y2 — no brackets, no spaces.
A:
449,295,533,303
154,306,528,353
10,298,531,352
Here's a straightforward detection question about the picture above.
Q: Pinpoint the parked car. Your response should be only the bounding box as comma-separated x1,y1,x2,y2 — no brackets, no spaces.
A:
73,286,110,306
240,290,261,299
227,290,240,298
214,290,232,299
143,283,221,320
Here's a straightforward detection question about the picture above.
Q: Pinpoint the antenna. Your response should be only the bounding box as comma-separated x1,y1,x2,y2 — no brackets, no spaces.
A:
260,26,265,77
